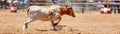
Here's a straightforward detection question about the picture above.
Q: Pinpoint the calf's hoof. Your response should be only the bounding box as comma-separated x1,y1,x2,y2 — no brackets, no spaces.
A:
23,25,28,31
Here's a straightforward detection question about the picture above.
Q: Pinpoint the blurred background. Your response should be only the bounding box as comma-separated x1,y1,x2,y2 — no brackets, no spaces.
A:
0,0,120,13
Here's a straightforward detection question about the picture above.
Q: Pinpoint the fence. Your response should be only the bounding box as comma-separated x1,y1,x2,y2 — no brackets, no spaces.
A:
0,2,120,13
30,2,120,13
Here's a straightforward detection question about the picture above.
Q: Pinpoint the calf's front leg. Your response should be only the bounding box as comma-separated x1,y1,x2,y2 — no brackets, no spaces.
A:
51,16,61,31
51,20,57,31
54,16,61,26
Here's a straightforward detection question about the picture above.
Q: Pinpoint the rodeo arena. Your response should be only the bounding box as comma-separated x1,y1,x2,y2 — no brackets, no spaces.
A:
1,0,120,34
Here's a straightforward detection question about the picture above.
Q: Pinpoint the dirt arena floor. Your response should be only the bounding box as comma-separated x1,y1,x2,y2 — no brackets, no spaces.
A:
0,10,120,34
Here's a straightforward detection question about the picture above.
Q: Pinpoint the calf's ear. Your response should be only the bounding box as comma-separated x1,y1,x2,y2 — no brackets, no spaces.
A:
65,5,72,8
65,5,68,8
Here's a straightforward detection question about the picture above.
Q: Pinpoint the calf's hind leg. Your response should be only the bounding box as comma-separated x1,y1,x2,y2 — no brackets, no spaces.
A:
23,19,33,31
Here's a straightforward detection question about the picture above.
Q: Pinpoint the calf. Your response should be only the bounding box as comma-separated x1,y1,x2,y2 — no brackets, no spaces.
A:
23,5,76,31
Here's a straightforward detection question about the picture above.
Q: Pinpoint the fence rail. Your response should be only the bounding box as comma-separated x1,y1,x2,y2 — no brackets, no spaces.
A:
30,2,120,13
31,2,120,5
1,2,120,13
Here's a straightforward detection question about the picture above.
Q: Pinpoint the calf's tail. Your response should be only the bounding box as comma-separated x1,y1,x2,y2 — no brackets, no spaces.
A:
27,8,30,17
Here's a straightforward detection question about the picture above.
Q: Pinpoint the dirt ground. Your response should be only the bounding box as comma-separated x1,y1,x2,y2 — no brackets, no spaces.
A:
0,10,120,34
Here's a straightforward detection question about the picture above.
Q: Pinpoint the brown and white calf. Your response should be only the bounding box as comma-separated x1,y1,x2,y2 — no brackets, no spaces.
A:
23,5,76,31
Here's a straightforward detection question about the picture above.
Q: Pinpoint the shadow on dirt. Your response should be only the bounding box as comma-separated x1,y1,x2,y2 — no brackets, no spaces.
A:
35,29,48,31
35,25,67,31
55,25,66,31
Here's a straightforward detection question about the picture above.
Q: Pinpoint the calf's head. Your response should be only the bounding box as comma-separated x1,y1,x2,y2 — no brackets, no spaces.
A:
60,5,76,17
